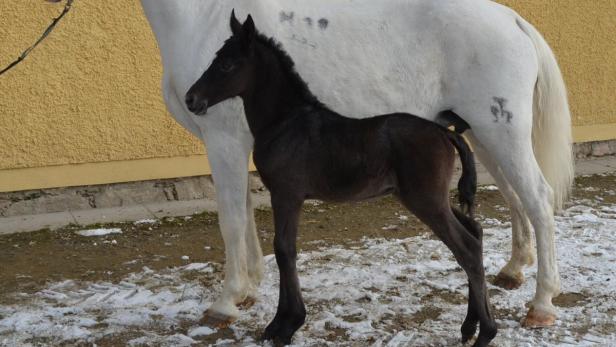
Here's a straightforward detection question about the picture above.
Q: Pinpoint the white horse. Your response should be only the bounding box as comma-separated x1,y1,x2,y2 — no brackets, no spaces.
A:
140,0,573,328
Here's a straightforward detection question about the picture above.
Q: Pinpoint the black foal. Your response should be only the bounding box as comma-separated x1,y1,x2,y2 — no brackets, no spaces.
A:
185,12,497,347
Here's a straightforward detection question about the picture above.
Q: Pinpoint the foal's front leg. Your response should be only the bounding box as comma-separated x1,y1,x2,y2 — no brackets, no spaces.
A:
262,196,306,345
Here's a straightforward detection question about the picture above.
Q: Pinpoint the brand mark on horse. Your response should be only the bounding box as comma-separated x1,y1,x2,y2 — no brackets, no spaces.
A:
491,97,513,123
318,18,329,30
280,11,295,24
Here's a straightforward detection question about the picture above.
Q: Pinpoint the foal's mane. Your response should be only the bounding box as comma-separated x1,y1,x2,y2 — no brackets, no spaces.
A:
252,32,324,108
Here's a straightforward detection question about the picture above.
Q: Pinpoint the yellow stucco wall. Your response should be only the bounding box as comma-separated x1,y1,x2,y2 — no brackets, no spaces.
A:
0,1,204,172
0,0,615,192
499,0,616,128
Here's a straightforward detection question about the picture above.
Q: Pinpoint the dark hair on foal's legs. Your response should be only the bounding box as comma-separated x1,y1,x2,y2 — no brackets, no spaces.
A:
400,189,496,346
262,196,307,345
452,207,497,346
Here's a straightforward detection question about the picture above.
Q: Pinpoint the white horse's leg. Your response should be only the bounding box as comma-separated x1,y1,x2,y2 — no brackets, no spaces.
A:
497,209,535,287
200,127,254,325
466,133,535,289
243,181,264,306
467,123,560,327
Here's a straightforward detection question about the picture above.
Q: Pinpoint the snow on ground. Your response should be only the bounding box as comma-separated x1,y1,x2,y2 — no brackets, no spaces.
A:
2,202,616,346
479,185,499,192
134,219,159,225
75,228,123,237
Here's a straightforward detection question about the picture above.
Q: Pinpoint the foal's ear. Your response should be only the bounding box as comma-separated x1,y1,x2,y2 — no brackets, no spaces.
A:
230,9,242,36
242,15,256,47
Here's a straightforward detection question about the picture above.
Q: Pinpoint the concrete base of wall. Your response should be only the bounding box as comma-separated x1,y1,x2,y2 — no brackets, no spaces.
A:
574,139,616,158
0,174,269,219
2,140,616,221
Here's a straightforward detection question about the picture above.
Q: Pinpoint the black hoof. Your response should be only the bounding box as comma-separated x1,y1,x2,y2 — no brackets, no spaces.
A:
260,329,293,346
260,315,305,346
260,321,280,341
462,333,475,344
273,337,292,347
461,318,478,343
472,322,498,347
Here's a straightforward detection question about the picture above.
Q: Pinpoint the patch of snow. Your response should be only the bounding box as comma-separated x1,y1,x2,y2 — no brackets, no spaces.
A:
479,185,499,191
188,326,216,337
181,255,190,261
134,219,158,225
182,263,213,272
76,228,122,237
305,200,323,206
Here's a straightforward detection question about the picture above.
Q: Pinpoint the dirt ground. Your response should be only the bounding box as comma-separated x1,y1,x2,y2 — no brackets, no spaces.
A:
0,187,511,301
1,174,616,346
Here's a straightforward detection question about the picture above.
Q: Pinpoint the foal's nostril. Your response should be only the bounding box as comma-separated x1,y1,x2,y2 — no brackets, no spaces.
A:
185,93,196,110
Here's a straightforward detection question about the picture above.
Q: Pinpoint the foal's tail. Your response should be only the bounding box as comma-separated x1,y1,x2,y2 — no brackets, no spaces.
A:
447,131,477,217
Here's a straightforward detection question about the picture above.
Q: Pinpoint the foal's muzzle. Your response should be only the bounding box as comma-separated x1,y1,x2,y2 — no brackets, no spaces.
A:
185,92,209,116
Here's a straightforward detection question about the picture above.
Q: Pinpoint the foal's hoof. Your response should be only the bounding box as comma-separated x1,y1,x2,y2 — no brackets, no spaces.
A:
260,330,292,346
461,323,478,343
200,310,236,329
237,296,257,309
261,317,303,346
264,336,292,347
493,271,524,290
522,308,556,328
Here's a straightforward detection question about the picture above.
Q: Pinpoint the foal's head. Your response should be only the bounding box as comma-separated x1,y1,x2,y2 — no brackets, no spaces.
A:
185,11,257,115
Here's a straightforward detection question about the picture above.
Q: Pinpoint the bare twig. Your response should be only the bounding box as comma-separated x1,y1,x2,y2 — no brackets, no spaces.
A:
0,0,75,76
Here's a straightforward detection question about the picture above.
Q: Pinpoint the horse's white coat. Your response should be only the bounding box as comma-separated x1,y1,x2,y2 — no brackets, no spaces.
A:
140,0,573,322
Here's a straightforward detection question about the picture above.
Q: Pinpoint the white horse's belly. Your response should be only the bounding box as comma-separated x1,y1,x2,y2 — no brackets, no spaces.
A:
248,0,447,118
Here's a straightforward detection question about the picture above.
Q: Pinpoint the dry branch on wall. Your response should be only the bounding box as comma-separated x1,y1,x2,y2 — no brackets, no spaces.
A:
0,0,74,76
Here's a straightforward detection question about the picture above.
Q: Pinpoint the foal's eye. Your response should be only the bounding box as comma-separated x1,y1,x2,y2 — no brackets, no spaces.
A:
220,62,235,73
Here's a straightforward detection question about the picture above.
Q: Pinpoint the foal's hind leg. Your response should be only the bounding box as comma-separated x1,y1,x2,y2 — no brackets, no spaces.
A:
405,203,497,347
466,133,535,290
451,208,482,342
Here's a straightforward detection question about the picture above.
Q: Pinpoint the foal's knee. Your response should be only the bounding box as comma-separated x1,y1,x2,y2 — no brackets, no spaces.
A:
274,236,297,264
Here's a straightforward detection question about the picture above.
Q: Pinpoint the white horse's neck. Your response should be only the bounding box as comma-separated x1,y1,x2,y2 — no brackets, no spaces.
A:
140,0,260,37
140,1,216,44
140,0,263,72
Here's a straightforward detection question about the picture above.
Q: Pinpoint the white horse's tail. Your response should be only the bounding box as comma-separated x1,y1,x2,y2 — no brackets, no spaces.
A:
516,16,574,211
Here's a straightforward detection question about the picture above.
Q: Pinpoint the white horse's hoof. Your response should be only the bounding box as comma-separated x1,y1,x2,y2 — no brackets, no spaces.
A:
493,271,524,290
237,296,257,309
522,307,556,328
200,310,237,328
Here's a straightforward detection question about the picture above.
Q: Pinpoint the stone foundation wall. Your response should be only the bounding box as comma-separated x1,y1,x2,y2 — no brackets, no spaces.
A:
573,140,616,159
0,174,267,218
